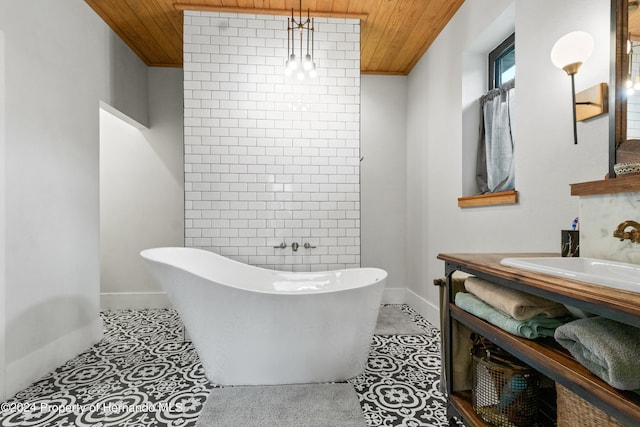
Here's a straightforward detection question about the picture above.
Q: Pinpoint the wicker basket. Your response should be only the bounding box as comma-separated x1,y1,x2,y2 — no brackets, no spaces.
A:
471,344,539,427
556,384,624,427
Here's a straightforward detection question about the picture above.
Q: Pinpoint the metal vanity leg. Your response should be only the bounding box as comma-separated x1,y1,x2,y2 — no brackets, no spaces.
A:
442,262,459,425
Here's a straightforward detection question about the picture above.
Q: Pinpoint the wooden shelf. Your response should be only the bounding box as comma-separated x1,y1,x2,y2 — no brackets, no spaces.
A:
450,303,640,426
570,174,640,196
439,253,640,427
450,390,556,427
437,253,640,329
450,391,490,427
457,190,518,208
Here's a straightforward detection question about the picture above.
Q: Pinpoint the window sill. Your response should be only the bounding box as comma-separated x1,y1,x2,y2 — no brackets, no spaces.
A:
458,190,519,208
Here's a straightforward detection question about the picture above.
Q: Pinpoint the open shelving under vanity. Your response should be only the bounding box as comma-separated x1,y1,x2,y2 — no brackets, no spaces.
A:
436,252,640,427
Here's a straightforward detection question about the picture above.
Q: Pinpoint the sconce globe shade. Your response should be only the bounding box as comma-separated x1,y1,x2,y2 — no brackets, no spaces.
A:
550,31,594,74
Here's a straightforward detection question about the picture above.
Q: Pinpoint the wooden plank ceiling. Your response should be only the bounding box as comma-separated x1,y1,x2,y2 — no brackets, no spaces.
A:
84,0,465,75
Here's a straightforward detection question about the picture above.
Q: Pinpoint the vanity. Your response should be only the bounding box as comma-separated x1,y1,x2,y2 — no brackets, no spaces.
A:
437,252,640,427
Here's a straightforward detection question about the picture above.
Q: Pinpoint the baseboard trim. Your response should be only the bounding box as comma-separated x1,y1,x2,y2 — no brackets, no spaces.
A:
6,318,102,398
381,287,406,304
405,289,440,329
103,289,407,309
100,292,171,310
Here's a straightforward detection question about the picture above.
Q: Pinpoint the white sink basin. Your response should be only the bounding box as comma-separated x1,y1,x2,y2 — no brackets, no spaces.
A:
500,257,640,293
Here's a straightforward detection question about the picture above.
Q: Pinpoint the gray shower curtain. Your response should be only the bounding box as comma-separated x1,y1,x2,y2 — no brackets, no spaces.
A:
476,79,515,193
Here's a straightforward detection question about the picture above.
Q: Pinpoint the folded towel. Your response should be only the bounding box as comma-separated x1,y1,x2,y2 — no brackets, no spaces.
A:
465,276,570,320
554,317,640,390
455,292,570,339
438,272,474,392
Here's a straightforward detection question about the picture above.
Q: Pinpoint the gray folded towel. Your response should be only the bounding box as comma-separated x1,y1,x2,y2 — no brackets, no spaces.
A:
554,317,640,390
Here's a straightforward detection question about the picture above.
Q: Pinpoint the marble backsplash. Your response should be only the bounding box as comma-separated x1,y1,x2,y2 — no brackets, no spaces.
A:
579,191,640,264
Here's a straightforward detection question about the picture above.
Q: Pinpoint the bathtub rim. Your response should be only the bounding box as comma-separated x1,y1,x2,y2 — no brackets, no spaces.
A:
140,246,387,296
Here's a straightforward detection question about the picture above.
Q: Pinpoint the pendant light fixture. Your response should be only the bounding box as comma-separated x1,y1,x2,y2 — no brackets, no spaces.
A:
285,0,316,80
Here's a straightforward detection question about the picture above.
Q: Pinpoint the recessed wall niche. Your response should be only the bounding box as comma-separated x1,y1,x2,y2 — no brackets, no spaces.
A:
460,3,515,198
183,11,361,272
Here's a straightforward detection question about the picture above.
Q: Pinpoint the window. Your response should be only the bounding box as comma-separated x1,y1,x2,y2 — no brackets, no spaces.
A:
489,33,515,89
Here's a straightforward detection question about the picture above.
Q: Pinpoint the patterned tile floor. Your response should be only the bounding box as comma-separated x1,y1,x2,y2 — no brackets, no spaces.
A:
0,305,449,427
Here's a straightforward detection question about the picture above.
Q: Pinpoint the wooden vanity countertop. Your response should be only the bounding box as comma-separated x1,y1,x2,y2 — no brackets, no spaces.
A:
437,252,640,321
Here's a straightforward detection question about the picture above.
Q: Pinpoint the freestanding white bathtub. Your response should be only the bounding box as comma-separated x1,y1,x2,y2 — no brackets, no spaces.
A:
140,247,387,386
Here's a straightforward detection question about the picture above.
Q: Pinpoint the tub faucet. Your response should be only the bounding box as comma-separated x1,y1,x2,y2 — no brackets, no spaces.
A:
291,242,299,252
613,220,640,243
273,242,287,249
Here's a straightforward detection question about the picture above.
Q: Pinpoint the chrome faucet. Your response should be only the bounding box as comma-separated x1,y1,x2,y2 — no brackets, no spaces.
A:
273,242,287,249
613,220,640,243
291,242,299,252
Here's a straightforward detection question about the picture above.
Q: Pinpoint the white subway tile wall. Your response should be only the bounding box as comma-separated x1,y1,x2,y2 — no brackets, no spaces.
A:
183,11,361,272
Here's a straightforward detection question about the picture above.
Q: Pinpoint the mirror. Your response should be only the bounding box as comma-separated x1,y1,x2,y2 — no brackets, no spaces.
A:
612,0,625,177
614,0,640,175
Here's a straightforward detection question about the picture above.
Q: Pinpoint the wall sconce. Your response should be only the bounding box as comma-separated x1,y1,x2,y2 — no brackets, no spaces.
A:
550,31,594,144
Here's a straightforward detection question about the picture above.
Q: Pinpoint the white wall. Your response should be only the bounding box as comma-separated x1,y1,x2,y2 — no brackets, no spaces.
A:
0,30,6,400
0,1,149,397
100,72,409,304
100,68,184,309
183,11,361,272
361,75,408,297
406,0,610,325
